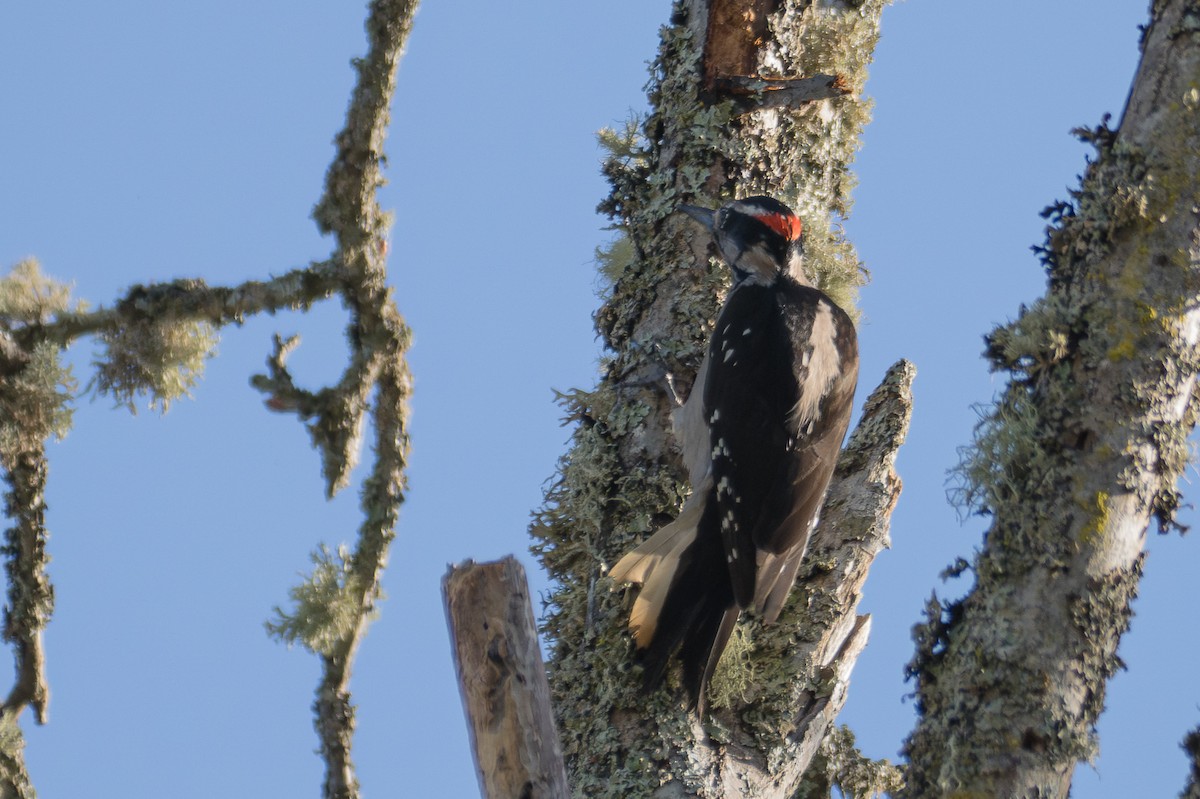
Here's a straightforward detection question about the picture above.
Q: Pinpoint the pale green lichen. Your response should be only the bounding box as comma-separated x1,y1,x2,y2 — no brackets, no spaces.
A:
954,116,1198,538
92,314,218,413
1068,556,1142,721
949,394,1051,524
0,340,77,455
534,13,730,796
0,714,32,799
1075,491,1111,546
596,115,645,169
595,234,637,288
0,261,80,450
265,543,377,657
0,259,85,323
706,624,758,710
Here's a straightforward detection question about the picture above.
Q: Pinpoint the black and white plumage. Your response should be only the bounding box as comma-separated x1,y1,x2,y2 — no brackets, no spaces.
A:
609,196,859,712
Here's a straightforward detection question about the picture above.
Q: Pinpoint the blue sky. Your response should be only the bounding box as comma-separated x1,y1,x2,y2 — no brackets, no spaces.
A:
1,2,1194,797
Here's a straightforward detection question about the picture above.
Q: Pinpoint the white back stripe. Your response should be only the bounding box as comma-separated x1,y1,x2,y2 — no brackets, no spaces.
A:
789,301,842,430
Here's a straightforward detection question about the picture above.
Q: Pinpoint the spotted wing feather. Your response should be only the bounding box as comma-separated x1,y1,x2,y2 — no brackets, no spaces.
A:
703,278,858,614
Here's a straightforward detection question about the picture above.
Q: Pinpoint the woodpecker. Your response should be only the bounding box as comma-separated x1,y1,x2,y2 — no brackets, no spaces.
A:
609,196,859,712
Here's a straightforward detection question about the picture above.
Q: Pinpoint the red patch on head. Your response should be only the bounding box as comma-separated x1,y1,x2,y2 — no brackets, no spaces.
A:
758,211,803,242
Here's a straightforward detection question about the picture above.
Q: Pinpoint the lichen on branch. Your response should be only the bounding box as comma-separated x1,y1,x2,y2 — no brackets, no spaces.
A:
0,2,420,797
92,315,218,413
266,543,376,657
904,3,1200,795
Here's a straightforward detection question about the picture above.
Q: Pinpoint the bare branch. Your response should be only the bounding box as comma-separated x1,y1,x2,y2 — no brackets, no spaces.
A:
0,2,419,796
443,557,570,799
312,0,415,249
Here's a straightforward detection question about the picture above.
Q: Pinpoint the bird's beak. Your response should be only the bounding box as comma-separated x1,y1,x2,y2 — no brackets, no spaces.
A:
679,204,715,231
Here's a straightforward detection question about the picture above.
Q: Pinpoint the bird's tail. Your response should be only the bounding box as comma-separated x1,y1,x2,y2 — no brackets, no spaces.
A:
609,493,704,649
610,483,739,712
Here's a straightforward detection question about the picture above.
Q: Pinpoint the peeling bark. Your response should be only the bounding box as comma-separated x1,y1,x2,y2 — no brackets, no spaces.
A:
702,0,776,89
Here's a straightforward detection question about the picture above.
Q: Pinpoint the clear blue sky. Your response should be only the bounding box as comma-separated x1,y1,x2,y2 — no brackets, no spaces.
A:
1,2,1193,797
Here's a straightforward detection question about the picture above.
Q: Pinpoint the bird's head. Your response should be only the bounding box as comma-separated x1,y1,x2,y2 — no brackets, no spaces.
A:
680,196,805,286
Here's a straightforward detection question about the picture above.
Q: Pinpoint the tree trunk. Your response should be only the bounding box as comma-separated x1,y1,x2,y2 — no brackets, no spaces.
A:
531,1,897,795
903,1,1200,796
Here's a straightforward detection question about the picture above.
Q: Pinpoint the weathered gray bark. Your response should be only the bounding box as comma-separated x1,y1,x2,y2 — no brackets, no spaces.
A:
531,1,898,795
903,1,1200,796
443,557,570,799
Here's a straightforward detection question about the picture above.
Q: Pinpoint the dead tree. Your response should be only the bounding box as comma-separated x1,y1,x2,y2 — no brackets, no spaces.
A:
530,1,907,795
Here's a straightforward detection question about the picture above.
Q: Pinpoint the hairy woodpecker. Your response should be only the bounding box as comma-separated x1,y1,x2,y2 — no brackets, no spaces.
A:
609,196,859,712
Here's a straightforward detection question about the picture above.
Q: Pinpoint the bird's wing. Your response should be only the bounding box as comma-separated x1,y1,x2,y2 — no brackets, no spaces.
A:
705,282,859,614
752,287,859,621
702,284,796,608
